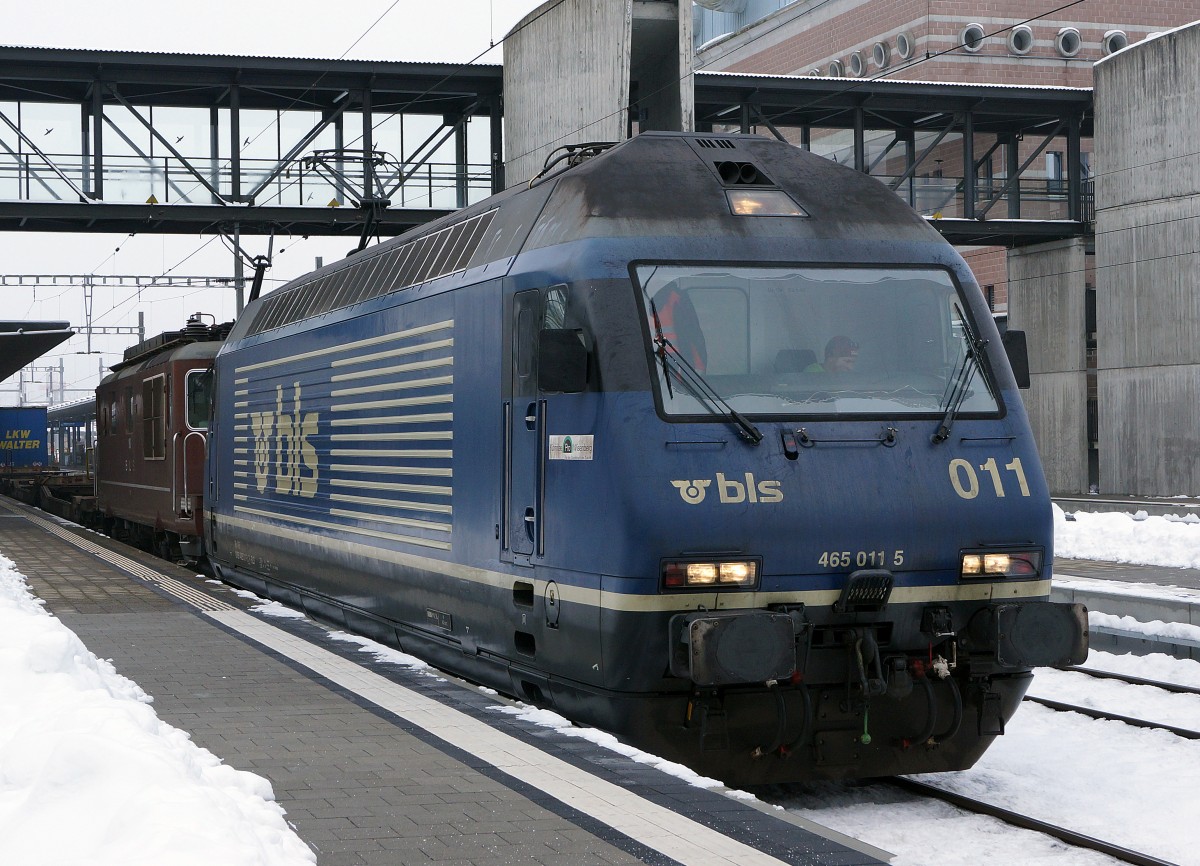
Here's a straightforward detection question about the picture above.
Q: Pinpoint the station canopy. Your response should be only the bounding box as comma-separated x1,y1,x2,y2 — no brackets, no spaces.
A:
0,321,73,381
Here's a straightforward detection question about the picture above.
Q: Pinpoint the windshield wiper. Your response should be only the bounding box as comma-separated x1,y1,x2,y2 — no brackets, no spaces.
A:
649,298,675,400
932,304,988,444
648,314,763,446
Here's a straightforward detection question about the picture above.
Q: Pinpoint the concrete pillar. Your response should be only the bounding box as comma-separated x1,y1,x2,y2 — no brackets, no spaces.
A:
1007,238,1089,494
502,0,693,187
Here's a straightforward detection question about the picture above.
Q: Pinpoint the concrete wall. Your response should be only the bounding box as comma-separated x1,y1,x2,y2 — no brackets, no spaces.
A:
1007,239,1090,494
1095,25,1200,496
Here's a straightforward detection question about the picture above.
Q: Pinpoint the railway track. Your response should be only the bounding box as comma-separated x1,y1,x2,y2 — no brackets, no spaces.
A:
1064,665,1200,696
1023,695,1200,740
886,777,1179,866
1025,666,1200,740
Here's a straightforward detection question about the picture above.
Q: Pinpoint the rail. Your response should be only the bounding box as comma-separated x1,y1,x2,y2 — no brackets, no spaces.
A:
887,778,1177,866
0,153,494,210
1023,694,1200,740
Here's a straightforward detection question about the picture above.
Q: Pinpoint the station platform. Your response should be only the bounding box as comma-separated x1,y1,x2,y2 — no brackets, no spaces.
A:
1050,494,1200,654
1053,556,1200,593
1053,494,1200,520
0,495,887,866
1052,556,1200,661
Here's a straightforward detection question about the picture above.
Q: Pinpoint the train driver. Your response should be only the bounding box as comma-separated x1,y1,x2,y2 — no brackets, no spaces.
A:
652,285,708,373
805,335,859,373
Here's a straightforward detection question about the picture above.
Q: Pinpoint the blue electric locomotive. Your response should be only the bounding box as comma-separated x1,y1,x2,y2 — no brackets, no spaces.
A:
205,132,1087,785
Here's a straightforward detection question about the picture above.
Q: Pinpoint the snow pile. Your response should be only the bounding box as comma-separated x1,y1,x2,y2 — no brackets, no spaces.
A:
0,554,314,866
1054,503,1200,568
1090,611,1200,643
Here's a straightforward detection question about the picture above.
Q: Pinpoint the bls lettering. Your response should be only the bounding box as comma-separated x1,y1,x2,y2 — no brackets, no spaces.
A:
251,382,319,497
671,472,783,505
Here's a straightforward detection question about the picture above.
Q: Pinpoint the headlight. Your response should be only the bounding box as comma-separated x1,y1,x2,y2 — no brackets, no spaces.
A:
662,559,760,590
726,189,808,217
960,549,1042,579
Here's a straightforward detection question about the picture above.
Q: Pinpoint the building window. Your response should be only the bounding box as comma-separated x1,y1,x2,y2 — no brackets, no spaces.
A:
1046,151,1064,193
1008,25,1034,55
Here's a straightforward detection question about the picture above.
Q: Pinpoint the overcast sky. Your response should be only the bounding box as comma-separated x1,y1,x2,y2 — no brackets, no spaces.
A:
2,0,544,400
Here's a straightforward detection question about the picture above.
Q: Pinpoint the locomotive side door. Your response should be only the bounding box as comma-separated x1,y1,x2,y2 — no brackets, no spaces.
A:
504,289,544,561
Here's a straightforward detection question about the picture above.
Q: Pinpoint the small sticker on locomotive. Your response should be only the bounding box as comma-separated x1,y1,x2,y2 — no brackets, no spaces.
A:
426,608,452,631
671,473,783,504
549,434,594,460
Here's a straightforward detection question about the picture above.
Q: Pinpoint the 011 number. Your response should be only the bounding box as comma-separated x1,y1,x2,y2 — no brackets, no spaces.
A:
949,456,1031,500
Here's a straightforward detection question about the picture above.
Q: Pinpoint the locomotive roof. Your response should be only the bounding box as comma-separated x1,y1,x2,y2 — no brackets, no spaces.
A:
109,320,232,373
99,339,223,388
522,132,941,249
230,132,943,342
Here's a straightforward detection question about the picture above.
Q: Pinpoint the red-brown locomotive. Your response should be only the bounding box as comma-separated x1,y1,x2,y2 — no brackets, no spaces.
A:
92,314,229,560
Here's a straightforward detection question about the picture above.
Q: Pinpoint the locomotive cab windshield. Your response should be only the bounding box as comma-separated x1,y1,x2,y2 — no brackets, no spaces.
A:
635,264,1002,422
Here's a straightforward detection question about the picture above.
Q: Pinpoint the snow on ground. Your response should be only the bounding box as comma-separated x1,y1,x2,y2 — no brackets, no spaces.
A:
1029,659,1200,729
1,499,1199,864
0,554,315,866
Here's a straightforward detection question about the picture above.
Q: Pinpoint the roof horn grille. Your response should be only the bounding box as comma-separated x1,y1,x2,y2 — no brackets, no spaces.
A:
717,160,773,186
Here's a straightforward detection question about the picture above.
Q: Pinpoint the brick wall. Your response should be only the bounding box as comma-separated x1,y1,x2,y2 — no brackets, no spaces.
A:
702,0,1189,86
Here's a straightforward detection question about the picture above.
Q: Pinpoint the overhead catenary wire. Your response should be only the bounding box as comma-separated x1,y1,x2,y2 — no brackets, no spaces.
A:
48,2,419,341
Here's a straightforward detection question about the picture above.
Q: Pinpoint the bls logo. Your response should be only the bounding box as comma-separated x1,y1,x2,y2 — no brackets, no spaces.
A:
671,473,783,505
251,382,319,498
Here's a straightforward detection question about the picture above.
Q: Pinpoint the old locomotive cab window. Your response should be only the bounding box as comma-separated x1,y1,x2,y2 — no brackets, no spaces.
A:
186,369,214,430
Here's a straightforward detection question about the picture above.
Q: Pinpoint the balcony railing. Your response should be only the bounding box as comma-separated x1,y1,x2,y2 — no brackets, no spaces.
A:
0,152,494,210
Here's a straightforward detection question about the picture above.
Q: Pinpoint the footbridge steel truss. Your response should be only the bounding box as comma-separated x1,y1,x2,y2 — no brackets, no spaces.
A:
0,46,503,238
694,72,1094,247
0,47,1092,247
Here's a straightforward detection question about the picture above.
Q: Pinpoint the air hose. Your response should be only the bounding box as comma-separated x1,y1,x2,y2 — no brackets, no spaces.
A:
901,675,938,749
753,683,790,757
782,683,814,757
933,675,963,742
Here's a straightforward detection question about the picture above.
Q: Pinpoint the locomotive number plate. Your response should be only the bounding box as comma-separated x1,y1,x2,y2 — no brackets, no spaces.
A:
817,549,904,569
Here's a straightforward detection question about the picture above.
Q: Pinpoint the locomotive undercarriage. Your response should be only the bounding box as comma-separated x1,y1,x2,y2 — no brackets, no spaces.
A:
631,592,1086,785
609,668,1033,786
89,513,201,565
